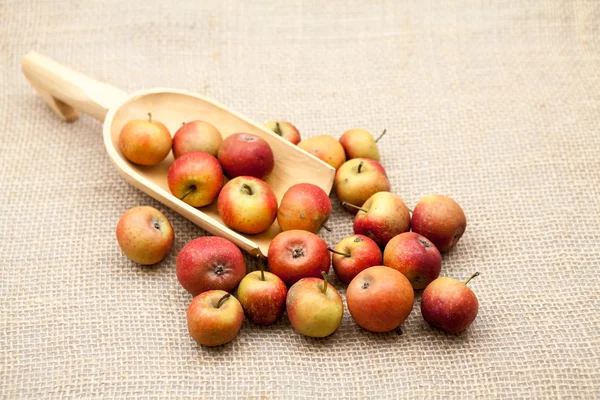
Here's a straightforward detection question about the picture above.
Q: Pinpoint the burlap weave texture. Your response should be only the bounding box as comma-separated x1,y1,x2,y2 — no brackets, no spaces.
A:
1,0,599,398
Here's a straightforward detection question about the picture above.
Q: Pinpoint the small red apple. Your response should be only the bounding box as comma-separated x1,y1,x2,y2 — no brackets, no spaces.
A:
176,236,246,296
277,183,332,233
346,266,414,333
237,266,287,325
347,191,410,247
286,272,343,337
187,290,244,346
421,272,480,334
339,128,386,161
335,158,390,214
411,194,467,252
172,120,222,158
329,234,382,284
167,151,224,207
297,135,346,170
218,133,274,179
217,176,278,234
383,232,442,290
267,230,330,286
116,206,174,265
119,113,172,166
264,121,301,145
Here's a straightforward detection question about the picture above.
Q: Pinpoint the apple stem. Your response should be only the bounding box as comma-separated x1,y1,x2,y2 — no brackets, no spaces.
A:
464,272,480,285
256,255,266,281
216,293,231,308
321,271,328,294
357,161,364,174
241,183,253,196
375,129,387,143
408,208,413,213
180,186,195,201
274,122,282,136
148,112,152,122
321,223,332,232
341,202,368,213
328,247,350,258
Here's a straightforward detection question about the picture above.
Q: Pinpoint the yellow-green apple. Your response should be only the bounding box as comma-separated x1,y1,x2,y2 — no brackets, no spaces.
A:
176,237,246,296
346,266,414,333
286,272,343,338
172,120,222,158
167,151,224,207
186,291,244,347
268,230,331,286
119,113,172,166
339,128,386,161
116,206,174,265
237,267,287,325
218,133,274,179
421,272,479,334
329,235,382,284
297,135,346,170
277,183,332,233
411,195,467,252
217,176,278,234
264,121,301,145
383,232,442,289
335,159,390,214
346,191,410,247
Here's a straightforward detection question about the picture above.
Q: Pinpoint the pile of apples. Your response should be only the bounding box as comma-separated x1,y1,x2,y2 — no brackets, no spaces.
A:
116,115,479,347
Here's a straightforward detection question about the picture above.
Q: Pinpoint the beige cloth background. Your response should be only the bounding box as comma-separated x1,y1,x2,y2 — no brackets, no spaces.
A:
2,0,599,398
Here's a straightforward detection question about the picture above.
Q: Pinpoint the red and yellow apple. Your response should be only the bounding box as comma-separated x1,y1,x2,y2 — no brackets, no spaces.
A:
172,120,222,158
277,183,332,233
218,133,274,179
265,121,301,145
237,269,287,325
176,236,246,296
167,151,224,207
329,234,382,284
217,176,278,234
186,290,244,346
116,206,174,265
411,194,467,252
119,113,172,166
339,128,385,161
346,266,414,333
335,158,390,213
298,135,346,170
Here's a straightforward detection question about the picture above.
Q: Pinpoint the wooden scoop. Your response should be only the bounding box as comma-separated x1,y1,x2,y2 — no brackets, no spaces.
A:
22,52,335,258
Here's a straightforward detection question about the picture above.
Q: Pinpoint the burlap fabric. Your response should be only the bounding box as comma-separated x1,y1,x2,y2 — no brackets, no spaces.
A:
2,0,599,398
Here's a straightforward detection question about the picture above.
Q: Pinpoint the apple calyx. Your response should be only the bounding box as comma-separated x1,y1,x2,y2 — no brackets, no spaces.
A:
375,129,387,143
321,271,328,294
216,293,231,308
464,272,480,285
328,247,350,258
341,202,368,213
357,161,364,173
180,185,196,201
148,112,152,122
241,183,253,196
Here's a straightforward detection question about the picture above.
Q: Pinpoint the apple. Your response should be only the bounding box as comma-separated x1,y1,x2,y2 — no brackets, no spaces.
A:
116,206,174,265
339,128,386,161
265,121,301,145
286,272,343,338
346,266,414,333
329,234,382,284
187,290,244,347
176,236,246,296
268,230,331,286
297,135,346,170
119,113,172,166
217,176,278,234
237,265,287,325
335,158,390,214
421,272,480,334
411,194,467,252
172,120,222,158
167,151,224,207
218,133,274,179
345,191,410,247
383,232,442,289
277,183,332,233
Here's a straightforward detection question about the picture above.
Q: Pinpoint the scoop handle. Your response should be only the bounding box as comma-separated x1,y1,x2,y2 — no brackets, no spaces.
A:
22,52,127,122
